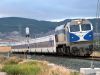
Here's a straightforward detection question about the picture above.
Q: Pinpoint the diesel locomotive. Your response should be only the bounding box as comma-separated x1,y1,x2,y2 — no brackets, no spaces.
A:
12,19,93,56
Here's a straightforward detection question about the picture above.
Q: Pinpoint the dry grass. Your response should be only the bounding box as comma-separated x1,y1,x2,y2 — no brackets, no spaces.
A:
0,64,3,71
0,56,7,71
0,56,7,63
44,65,71,75
37,62,79,75
2,56,23,65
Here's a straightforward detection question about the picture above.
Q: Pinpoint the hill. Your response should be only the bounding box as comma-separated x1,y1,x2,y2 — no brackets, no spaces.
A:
0,17,99,39
0,17,58,35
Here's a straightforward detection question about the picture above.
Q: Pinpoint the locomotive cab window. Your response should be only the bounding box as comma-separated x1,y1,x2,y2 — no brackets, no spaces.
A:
81,24,91,31
70,25,80,32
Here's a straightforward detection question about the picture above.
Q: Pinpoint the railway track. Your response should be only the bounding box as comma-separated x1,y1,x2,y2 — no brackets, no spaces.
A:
12,52,100,61
60,55,100,61
86,56,100,61
31,55,100,71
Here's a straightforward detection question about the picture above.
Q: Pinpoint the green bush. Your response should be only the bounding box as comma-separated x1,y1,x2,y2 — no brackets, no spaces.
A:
20,64,40,75
2,65,21,75
2,64,40,75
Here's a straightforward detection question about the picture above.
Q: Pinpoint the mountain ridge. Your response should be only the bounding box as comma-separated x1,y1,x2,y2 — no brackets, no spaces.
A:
0,17,99,39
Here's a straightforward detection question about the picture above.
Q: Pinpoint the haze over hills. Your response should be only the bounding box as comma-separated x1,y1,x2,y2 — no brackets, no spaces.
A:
0,17,57,34
0,17,99,39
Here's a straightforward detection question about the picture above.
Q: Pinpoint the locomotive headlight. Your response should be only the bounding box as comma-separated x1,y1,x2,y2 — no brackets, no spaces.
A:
70,33,80,42
84,31,93,41
71,37,74,38
89,35,92,37
77,21,81,24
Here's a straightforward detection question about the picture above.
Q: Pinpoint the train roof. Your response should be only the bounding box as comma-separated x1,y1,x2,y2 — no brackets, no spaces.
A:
55,19,92,31
55,25,65,31
69,19,91,25
13,35,55,46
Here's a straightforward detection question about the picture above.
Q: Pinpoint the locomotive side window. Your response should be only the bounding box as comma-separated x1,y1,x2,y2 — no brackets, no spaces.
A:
81,24,91,31
70,25,80,32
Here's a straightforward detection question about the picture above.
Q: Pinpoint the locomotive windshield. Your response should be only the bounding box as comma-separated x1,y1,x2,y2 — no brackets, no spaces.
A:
81,24,91,31
70,24,91,32
70,25,80,32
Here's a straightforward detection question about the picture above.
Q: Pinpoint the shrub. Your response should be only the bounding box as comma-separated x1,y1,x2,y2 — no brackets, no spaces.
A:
2,65,21,75
20,64,40,75
2,64,40,75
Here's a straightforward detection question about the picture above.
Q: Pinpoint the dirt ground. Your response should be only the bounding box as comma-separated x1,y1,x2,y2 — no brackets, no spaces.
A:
91,51,100,57
0,46,11,52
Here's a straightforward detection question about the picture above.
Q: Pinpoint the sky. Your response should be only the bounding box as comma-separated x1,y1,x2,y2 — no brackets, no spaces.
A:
0,0,98,21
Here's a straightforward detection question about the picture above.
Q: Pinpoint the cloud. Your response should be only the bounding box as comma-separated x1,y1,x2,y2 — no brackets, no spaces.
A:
0,0,97,20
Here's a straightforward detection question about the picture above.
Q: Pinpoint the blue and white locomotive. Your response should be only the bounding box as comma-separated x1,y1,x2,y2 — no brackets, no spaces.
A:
12,19,93,56
55,19,93,56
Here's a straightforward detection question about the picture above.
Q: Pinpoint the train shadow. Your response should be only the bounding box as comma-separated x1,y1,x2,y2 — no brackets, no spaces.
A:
12,52,90,59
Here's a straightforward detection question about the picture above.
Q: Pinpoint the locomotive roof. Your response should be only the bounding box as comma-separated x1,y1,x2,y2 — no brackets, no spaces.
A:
55,19,91,31
55,25,65,31
69,19,91,25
